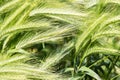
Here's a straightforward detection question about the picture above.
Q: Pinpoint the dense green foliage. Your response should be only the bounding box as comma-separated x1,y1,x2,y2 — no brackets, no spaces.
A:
0,0,120,80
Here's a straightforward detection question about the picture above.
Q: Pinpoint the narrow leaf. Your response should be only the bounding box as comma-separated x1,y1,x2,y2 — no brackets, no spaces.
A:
79,66,101,80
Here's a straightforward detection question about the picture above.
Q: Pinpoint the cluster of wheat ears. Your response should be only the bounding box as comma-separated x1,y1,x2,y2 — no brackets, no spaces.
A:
0,0,120,80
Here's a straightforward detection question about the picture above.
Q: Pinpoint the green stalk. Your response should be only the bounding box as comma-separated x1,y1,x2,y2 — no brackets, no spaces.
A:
78,41,92,68
88,56,107,68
